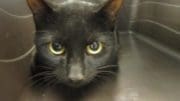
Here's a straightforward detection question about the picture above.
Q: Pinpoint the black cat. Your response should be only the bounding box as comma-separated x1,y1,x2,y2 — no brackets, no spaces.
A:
27,0,123,100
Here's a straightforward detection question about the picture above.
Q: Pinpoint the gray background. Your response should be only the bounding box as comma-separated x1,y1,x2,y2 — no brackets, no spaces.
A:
0,0,180,101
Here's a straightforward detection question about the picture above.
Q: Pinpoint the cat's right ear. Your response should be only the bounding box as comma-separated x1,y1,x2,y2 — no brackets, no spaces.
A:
27,0,51,15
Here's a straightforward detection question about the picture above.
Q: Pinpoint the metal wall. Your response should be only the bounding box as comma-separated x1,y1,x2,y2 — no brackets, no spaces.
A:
0,0,180,101
0,0,34,101
130,0,180,52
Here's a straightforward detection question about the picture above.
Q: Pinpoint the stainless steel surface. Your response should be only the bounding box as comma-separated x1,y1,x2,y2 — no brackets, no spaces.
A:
0,0,180,101
130,0,180,52
118,33,180,101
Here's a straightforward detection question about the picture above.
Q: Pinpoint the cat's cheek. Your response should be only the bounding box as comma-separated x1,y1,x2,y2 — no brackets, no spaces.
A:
86,50,111,65
53,58,70,79
84,67,97,82
41,50,66,66
53,66,68,82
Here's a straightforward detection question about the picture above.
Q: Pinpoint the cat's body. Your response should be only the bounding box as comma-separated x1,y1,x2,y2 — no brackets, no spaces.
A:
27,0,123,100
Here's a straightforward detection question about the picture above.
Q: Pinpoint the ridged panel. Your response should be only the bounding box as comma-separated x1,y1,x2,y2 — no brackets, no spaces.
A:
131,0,180,52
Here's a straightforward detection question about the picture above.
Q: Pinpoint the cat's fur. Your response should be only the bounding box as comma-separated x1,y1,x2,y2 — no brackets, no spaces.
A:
27,0,123,100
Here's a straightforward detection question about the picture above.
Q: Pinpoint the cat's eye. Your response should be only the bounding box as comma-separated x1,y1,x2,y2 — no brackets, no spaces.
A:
86,41,103,55
49,42,65,55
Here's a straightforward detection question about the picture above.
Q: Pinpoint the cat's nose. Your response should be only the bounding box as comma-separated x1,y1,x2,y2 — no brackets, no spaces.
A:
68,64,85,83
68,73,84,83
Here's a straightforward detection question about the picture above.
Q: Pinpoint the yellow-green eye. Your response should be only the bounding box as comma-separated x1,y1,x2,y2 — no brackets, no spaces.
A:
86,41,103,55
49,42,65,55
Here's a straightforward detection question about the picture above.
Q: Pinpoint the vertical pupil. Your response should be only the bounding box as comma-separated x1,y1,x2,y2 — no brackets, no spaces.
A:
90,42,99,50
52,42,62,51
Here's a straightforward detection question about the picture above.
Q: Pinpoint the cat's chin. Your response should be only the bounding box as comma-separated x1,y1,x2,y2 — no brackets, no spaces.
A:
55,78,95,89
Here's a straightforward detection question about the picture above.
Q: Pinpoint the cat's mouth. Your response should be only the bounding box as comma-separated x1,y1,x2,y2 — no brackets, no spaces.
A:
64,77,94,88
65,81,87,88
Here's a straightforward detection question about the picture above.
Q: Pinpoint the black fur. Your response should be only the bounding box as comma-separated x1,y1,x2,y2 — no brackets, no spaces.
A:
28,1,120,101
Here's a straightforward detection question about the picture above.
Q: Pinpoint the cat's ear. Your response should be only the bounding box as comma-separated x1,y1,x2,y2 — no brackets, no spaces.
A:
98,0,123,22
27,0,52,15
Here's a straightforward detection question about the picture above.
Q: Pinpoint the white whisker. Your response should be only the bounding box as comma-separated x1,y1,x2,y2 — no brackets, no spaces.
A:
36,66,54,70
28,71,52,81
97,71,117,76
97,65,119,70
28,72,55,88
47,78,58,87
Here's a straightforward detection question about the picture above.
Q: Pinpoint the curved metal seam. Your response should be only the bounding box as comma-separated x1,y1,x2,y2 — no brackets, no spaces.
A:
130,1,180,8
130,19,180,35
0,45,35,63
134,33,180,60
0,7,32,19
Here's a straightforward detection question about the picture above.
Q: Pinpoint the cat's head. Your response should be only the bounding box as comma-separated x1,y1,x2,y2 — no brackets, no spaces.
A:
27,0,123,88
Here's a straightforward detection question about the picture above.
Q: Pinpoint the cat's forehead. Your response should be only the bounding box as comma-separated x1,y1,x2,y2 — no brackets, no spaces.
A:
53,5,99,38
36,1,112,42
56,3,96,19
52,0,101,20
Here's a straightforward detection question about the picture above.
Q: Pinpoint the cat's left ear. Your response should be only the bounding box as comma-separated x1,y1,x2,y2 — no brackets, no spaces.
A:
98,0,124,23
27,0,51,14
